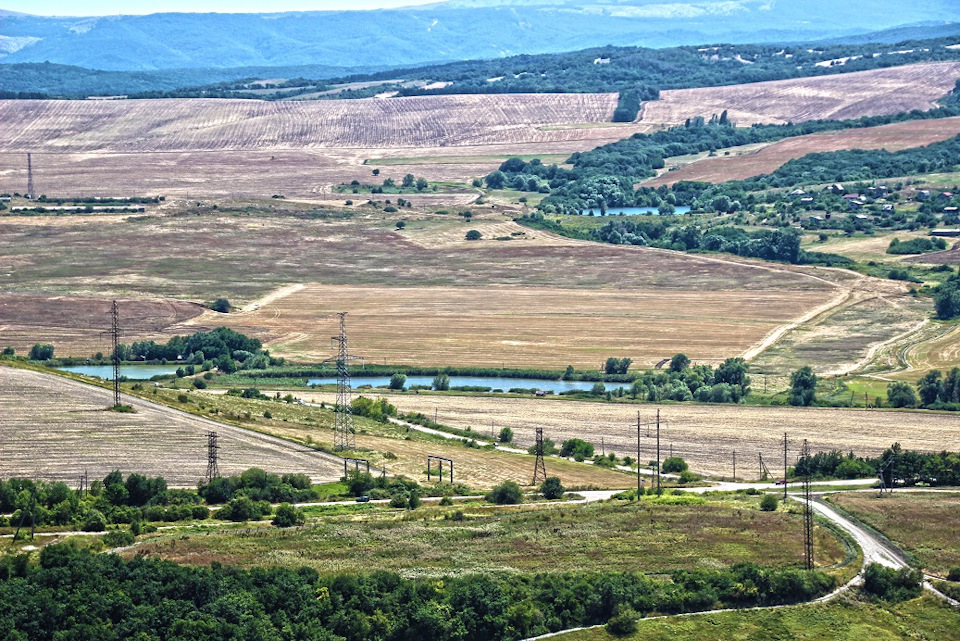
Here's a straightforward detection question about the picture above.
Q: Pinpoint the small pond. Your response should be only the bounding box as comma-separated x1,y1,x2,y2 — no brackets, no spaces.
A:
582,206,691,216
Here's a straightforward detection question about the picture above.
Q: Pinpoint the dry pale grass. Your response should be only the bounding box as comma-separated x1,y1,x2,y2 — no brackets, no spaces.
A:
0,365,344,485
195,282,838,369
642,62,960,128
644,116,960,186
901,323,960,375
310,392,960,478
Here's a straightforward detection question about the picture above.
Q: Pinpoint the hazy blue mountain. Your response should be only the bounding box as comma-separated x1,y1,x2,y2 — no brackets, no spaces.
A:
0,0,958,71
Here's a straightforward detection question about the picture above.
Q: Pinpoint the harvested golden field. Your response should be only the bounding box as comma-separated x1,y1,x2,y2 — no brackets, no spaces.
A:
644,116,960,186
641,62,960,128
306,392,960,478
0,94,649,199
0,95,628,151
0,365,345,485
197,282,839,369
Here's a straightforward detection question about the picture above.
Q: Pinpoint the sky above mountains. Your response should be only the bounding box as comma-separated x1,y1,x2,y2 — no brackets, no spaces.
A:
1,0,438,14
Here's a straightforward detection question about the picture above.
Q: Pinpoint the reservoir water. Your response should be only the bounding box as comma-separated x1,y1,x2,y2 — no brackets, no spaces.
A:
59,365,182,379
583,205,691,216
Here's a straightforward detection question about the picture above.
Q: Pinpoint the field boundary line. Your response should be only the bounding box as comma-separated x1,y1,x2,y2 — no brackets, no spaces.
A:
741,289,853,362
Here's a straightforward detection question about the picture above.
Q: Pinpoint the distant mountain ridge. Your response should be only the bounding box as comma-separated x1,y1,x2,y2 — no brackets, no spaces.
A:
0,0,958,71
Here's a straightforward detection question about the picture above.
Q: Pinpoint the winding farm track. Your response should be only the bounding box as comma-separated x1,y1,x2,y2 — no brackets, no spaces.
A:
0,365,345,486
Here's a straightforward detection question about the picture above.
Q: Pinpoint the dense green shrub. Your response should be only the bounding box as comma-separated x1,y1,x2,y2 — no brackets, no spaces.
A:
540,477,565,500
561,438,594,461
605,607,639,636
661,457,688,473
486,481,524,505
759,494,779,511
272,502,306,527
861,563,922,602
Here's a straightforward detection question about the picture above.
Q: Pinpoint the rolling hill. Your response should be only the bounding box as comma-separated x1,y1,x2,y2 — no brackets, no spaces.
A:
0,0,958,71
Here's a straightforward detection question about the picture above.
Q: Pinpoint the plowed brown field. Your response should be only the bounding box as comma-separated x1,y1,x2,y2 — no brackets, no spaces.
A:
0,365,345,485
644,116,960,186
641,62,960,127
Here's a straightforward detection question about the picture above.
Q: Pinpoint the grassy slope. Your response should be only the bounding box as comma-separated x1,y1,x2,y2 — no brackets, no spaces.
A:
558,595,960,640
828,492,960,576
123,494,848,578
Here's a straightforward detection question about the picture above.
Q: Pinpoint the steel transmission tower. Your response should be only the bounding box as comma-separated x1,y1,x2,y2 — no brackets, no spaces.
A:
26,153,35,199
322,313,364,451
110,300,121,407
532,428,547,485
205,432,221,482
800,439,814,570
99,300,126,408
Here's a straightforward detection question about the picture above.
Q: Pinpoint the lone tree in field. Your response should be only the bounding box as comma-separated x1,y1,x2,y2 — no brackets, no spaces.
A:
789,366,817,406
661,456,688,473
465,229,482,241
210,298,232,313
498,427,514,443
395,220,406,230
670,353,690,372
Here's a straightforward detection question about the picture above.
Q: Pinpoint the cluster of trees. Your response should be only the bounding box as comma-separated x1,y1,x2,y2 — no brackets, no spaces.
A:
794,443,960,486
199,468,316,507
28,343,55,360
886,237,948,254
343,470,436,508
623,356,751,404
0,471,203,531
887,368,960,409
121,327,280,373
933,272,960,320
0,545,835,640
604,357,633,375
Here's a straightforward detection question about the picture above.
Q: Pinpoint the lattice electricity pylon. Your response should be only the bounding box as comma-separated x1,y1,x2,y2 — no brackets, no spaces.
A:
532,428,547,485
98,300,127,408
877,452,897,495
26,153,35,200
800,439,814,571
205,431,221,483
321,312,364,451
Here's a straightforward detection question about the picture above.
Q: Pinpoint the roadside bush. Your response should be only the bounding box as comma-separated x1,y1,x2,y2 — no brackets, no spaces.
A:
218,496,271,522
81,510,107,532
605,607,639,637
439,496,454,506
192,377,207,389
540,477,565,499
560,438,594,461
947,568,960,582
759,494,779,511
661,456,688,473
390,493,408,508
678,470,700,484
102,529,135,548
272,503,305,528
486,480,523,505
498,427,514,443
861,563,923,602
408,490,421,510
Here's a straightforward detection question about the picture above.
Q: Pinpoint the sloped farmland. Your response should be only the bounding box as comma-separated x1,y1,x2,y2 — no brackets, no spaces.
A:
0,366,344,486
